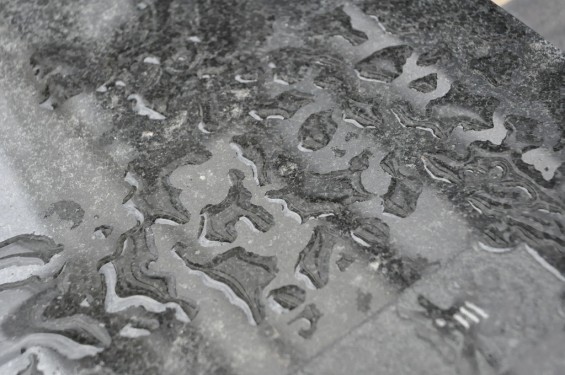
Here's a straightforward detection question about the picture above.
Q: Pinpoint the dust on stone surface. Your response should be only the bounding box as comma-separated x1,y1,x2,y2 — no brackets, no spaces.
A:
0,0,564,374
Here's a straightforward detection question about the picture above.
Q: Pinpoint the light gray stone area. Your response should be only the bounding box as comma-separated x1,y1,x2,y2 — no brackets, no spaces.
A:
0,0,563,374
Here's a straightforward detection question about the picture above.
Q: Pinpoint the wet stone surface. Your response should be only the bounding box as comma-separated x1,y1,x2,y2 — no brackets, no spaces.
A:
0,0,563,374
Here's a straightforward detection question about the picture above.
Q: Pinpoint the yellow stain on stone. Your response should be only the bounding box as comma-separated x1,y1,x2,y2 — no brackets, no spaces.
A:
492,0,513,6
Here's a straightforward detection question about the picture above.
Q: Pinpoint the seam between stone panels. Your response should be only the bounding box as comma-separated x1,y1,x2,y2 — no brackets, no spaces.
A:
289,245,472,374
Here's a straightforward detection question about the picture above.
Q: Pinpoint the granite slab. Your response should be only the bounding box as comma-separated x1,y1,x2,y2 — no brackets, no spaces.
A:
0,0,563,374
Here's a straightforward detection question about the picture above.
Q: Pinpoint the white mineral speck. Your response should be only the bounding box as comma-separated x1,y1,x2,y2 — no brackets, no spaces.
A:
143,56,160,65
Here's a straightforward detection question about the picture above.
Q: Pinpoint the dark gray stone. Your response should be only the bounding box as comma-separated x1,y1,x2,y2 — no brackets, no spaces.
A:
0,0,563,374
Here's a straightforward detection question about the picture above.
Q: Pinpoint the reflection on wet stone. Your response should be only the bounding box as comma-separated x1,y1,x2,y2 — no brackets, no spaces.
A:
355,45,413,83
288,303,323,339
409,73,438,93
200,169,274,244
298,110,338,151
380,151,423,218
94,225,113,239
268,285,306,312
296,226,337,289
174,244,278,324
44,200,85,229
100,226,199,321
0,0,563,373
255,90,315,120
0,234,63,264
335,253,355,272
267,150,373,221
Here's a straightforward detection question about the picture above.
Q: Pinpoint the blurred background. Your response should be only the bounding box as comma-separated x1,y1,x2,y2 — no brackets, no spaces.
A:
493,0,565,51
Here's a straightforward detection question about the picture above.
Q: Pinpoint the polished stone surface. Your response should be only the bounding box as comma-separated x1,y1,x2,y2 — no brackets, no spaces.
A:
502,0,565,51
0,0,563,374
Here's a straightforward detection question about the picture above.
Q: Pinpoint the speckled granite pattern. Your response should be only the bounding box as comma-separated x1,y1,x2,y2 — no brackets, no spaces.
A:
0,0,563,374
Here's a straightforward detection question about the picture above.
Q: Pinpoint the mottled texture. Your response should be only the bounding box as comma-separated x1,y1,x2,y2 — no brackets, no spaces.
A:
0,0,563,374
